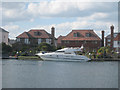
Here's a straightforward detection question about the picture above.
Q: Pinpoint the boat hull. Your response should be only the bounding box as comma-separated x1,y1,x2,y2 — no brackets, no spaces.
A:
39,55,90,62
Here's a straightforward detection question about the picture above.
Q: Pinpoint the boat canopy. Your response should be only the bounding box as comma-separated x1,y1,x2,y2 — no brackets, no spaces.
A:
56,48,82,53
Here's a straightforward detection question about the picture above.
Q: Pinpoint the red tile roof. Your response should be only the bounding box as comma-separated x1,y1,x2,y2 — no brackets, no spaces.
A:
114,33,120,41
16,29,55,39
16,32,29,38
57,35,65,43
62,30,101,41
28,30,52,38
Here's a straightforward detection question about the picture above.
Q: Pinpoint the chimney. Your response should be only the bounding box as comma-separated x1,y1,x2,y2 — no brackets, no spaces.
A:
51,27,55,46
110,25,114,49
51,27,55,37
101,30,104,47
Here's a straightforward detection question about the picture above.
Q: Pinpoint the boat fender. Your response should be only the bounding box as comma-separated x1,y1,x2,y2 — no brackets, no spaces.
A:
42,52,45,54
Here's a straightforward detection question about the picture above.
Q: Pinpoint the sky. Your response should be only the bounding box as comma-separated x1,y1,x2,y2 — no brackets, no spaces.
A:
0,0,119,39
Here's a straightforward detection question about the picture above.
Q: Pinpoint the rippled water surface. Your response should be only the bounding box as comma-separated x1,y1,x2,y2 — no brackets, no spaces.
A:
1,59,118,88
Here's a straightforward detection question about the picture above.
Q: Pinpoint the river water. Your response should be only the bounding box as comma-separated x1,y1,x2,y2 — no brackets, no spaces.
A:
1,59,118,88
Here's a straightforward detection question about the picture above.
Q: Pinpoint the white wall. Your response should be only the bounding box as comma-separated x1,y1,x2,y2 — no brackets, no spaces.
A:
0,30,2,44
0,30,9,45
54,39,57,47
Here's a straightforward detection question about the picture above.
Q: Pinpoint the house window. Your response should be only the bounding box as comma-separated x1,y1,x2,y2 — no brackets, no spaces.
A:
63,40,69,44
34,32,41,36
25,39,29,44
17,38,20,42
86,33,92,37
74,33,77,37
41,38,46,42
108,43,110,46
38,39,41,44
84,41,86,43
75,41,79,43
108,39,111,42
46,39,51,44
66,41,69,43
95,41,97,44
118,41,120,45
73,32,81,37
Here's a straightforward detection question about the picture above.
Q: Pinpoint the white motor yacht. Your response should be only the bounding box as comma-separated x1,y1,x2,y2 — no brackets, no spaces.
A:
36,48,91,61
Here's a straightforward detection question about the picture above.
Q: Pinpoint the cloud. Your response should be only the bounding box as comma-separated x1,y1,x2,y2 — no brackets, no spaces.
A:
27,2,117,17
3,24,19,30
30,18,34,22
2,24,23,39
33,18,117,39
2,1,118,25
2,2,26,10
2,2,32,25
1,1,118,39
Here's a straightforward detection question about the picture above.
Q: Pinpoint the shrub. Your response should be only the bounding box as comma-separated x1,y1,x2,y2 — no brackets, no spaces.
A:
36,42,56,51
2,43,12,54
97,46,111,58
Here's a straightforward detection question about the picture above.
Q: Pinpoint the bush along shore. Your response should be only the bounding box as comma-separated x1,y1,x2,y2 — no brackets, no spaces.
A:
1,42,120,61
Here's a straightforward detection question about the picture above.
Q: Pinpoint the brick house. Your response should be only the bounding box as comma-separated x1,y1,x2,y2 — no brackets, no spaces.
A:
58,30,101,52
16,27,57,46
57,35,65,47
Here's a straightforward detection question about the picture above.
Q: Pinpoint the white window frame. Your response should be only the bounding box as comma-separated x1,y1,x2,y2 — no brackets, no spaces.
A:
25,39,29,44
17,38,20,42
38,39,41,44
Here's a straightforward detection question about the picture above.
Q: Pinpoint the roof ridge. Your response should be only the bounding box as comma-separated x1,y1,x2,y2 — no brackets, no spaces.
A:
30,29,45,31
72,29,93,31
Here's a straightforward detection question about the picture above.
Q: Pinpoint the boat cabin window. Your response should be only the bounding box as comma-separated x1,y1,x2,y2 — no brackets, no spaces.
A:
64,52,71,54
56,51,65,52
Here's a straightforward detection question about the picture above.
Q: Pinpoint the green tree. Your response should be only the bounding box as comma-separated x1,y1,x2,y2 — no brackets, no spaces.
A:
36,42,56,51
2,43,12,54
97,46,111,58
12,42,32,52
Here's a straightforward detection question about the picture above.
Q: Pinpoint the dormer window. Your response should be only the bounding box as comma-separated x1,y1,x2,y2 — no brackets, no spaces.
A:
86,33,92,37
73,32,81,37
34,32,41,36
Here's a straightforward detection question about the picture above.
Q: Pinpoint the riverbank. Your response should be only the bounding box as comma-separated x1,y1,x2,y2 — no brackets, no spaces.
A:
1,56,120,61
18,56,41,60
91,58,120,61
1,56,42,60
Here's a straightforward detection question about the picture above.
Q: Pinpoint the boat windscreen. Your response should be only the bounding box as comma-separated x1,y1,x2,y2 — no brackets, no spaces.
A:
56,51,65,52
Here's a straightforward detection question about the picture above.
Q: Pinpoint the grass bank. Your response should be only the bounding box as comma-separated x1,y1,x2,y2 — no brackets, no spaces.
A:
18,56,42,60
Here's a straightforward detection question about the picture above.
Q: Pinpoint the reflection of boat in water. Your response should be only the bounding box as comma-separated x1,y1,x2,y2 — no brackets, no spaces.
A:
36,48,91,62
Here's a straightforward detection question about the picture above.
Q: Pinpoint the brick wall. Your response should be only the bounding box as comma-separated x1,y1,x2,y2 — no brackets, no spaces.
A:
61,40,101,52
